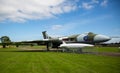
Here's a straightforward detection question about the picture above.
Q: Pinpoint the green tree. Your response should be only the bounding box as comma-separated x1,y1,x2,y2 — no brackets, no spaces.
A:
0,36,11,48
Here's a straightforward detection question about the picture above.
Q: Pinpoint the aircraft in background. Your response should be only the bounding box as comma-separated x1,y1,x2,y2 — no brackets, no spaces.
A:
59,41,94,52
59,41,94,48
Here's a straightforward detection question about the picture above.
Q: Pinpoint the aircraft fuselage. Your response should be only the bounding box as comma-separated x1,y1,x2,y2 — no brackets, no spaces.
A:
59,32,111,44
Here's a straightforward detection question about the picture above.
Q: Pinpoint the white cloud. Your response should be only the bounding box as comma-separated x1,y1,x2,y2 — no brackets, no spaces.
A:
101,0,108,7
0,0,109,22
0,0,77,22
82,2,94,10
91,0,99,4
47,22,80,36
81,0,99,10
51,25,63,30
81,0,108,10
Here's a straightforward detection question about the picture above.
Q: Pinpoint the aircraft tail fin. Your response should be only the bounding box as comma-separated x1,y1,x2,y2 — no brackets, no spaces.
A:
42,31,51,39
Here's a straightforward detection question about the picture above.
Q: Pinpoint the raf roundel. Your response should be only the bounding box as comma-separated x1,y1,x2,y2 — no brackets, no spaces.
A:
84,36,88,41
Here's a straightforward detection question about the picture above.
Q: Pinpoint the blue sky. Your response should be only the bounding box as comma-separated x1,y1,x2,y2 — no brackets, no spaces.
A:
0,0,120,42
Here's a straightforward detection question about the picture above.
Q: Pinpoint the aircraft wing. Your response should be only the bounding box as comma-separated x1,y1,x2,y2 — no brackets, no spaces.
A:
17,39,60,45
17,40,49,45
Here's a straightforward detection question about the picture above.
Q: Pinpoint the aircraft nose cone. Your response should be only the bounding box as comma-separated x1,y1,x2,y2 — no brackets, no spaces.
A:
94,35,111,42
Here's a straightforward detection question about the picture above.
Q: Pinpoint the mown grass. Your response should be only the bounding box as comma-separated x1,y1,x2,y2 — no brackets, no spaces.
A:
0,47,120,73
93,47,120,53
67,47,120,53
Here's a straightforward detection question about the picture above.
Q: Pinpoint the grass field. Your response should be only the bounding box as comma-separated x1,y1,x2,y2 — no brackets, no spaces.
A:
93,47,120,53
0,47,120,73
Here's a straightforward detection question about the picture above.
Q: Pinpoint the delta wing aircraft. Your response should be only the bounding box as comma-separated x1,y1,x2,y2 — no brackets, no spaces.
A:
0,31,111,50
20,31,111,50
42,31,111,43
